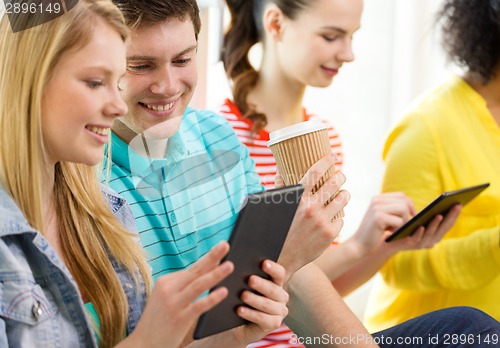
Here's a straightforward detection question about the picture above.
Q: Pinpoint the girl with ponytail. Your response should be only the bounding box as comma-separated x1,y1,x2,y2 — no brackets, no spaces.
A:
221,0,345,189
222,0,266,133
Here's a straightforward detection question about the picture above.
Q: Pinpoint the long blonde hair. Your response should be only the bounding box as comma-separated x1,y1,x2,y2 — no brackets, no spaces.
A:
0,1,151,347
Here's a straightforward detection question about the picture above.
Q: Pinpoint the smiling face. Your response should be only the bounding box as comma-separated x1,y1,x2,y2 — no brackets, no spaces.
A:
268,0,362,87
116,18,198,140
41,20,127,166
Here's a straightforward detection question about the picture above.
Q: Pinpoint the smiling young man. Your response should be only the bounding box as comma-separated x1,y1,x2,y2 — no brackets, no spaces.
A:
103,0,500,347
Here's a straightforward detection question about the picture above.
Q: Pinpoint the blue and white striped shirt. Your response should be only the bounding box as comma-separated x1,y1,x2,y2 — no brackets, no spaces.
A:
104,107,263,280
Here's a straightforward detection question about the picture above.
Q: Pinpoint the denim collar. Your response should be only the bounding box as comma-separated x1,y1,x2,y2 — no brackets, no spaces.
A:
0,184,37,237
0,183,127,238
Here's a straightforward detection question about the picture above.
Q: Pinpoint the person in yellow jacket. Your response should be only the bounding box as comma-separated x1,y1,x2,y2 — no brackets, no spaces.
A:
365,0,500,332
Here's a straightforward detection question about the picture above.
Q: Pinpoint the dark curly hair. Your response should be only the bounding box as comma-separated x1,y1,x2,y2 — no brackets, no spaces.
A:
437,0,500,83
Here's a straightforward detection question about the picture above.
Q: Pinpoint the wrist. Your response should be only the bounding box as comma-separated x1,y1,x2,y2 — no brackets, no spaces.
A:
228,325,257,348
343,237,371,260
114,331,139,348
378,239,400,257
277,254,302,285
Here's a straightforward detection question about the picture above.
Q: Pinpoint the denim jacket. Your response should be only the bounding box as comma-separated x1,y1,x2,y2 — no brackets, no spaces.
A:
0,184,147,347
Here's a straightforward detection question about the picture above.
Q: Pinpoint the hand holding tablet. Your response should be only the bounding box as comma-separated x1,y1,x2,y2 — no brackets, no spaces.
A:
193,184,304,339
385,183,490,242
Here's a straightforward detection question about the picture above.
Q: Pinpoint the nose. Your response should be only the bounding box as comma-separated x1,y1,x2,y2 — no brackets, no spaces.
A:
150,65,178,96
337,38,355,63
105,89,128,118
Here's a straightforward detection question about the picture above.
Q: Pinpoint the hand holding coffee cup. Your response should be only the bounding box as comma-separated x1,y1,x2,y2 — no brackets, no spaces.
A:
267,119,344,221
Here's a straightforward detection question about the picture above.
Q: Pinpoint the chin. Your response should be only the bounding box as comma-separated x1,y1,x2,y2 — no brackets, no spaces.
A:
79,155,104,167
307,77,333,89
317,79,335,88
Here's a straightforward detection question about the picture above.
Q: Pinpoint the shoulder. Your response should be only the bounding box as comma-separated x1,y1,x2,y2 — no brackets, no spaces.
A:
401,76,470,125
185,106,233,127
0,185,35,237
216,100,257,144
184,106,243,144
100,185,127,214
383,109,435,160
382,79,464,158
217,98,242,120
100,185,137,233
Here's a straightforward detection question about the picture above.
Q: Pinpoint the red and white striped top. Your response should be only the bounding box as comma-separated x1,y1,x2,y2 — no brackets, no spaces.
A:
219,99,344,190
218,99,344,348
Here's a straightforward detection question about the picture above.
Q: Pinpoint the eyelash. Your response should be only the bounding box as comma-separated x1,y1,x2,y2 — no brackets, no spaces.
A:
86,79,123,93
128,65,150,71
174,58,191,65
127,57,192,71
86,80,103,89
322,35,339,42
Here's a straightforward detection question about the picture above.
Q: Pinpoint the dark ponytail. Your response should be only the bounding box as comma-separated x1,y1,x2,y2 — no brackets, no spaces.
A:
222,0,267,133
222,0,312,133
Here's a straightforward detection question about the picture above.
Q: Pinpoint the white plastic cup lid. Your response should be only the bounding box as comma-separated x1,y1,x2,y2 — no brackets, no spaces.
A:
267,118,327,147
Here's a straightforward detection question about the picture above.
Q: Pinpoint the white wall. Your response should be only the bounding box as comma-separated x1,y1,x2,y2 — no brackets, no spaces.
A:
196,0,459,320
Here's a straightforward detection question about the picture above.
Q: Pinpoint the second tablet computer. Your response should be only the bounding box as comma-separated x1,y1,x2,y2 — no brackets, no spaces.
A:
385,183,490,242
193,184,304,340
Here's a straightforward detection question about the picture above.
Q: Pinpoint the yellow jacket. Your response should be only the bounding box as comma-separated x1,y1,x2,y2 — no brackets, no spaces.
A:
365,76,500,332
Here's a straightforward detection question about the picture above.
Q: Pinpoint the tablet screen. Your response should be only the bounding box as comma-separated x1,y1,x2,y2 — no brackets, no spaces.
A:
193,184,304,339
385,183,489,242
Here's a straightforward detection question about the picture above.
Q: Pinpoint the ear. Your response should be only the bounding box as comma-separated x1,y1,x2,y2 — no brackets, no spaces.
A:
263,4,286,40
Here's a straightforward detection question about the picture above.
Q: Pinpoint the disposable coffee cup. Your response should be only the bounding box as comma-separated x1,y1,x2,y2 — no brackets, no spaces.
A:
267,119,344,220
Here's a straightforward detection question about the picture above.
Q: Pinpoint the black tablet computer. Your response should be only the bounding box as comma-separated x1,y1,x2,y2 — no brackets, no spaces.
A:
385,183,489,242
193,184,304,340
